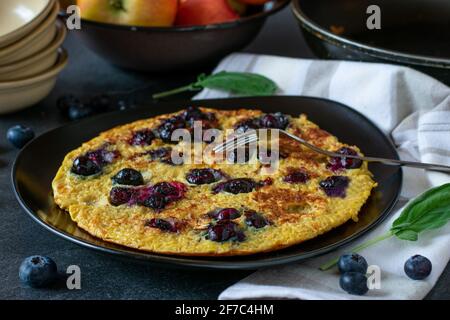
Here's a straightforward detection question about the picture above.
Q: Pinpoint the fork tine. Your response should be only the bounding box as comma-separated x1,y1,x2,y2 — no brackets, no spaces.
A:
222,134,258,153
213,132,258,153
224,137,257,151
212,132,247,153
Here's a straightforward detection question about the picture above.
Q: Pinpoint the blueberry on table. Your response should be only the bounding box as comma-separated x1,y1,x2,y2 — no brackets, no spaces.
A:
19,256,57,288
339,272,369,296
112,168,144,186
7,125,35,149
57,94,80,115
338,253,368,274
68,103,96,121
404,255,432,280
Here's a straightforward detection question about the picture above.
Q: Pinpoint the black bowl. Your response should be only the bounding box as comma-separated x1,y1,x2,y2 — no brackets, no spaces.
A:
68,0,289,72
292,0,450,85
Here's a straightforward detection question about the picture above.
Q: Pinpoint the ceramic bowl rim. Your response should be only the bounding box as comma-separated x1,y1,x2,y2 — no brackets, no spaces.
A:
0,47,67,89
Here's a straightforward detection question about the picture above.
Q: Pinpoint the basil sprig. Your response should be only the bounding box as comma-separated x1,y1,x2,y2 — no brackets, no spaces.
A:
320,183,450,271
152,71,278,99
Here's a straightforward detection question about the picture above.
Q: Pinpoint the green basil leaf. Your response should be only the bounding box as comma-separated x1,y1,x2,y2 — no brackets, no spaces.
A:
390,183,450,241
395,230,418,241
196,71,278,96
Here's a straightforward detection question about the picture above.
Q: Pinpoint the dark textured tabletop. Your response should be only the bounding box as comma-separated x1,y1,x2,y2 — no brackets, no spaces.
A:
1,7,449,300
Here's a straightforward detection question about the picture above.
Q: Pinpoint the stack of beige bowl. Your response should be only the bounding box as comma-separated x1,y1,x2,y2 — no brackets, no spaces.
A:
0,0,68,114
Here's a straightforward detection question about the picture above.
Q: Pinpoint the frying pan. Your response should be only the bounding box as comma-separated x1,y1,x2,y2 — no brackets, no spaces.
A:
292,0,450,85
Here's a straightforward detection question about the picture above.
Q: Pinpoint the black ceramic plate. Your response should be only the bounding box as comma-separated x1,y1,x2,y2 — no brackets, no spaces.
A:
12,96,402,270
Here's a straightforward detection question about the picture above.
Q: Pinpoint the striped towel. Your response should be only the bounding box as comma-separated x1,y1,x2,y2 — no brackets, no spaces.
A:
194,53,450,300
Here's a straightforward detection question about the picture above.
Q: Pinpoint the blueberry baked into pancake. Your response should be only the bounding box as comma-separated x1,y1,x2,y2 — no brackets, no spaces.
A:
52,107,377,256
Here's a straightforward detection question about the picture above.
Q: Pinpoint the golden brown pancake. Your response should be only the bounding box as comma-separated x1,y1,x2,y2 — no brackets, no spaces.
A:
52,107,376,256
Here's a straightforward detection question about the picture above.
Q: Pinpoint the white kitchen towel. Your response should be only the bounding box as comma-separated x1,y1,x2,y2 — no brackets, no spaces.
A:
194,53,450,300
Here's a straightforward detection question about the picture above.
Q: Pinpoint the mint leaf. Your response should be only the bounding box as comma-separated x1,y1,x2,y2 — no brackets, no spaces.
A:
152,71,278,99
395,230,418,241
196,72,278,96
320,183,450,271
390,183,450,241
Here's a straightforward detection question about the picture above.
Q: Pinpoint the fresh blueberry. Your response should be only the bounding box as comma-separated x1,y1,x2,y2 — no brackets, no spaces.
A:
71,155,102,176
338,253,368,274
57,94,80,116
182,106,206,122
143,194,167,210
109,187,134,206
112,168,144,186
319,176,350,198
153,182,177,196
129,129,155,146
68,103,95,121
207,221,245,242
157,116,186,143
328,147,363,171
19,255,57,288
186,168,222,185
404,255,432,280
245,210,269,228
182,106,218,129
86,148,119,166
259,112,289,130
145,181,187,208
283,170,309,184
145,218,177,232
212,178,257,194
340,272,369,296
6,125,35,149
234,118,259,133
208,208,241,220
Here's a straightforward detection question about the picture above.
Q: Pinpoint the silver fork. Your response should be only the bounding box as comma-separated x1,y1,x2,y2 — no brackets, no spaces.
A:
213,129,450,173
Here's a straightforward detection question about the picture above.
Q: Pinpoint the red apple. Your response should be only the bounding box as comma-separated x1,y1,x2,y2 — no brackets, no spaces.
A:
77,0,178,27
176,0,240,26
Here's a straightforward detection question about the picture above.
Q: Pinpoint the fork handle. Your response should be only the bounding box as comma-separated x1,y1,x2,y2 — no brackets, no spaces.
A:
362,157,450,173
280,130,450,174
